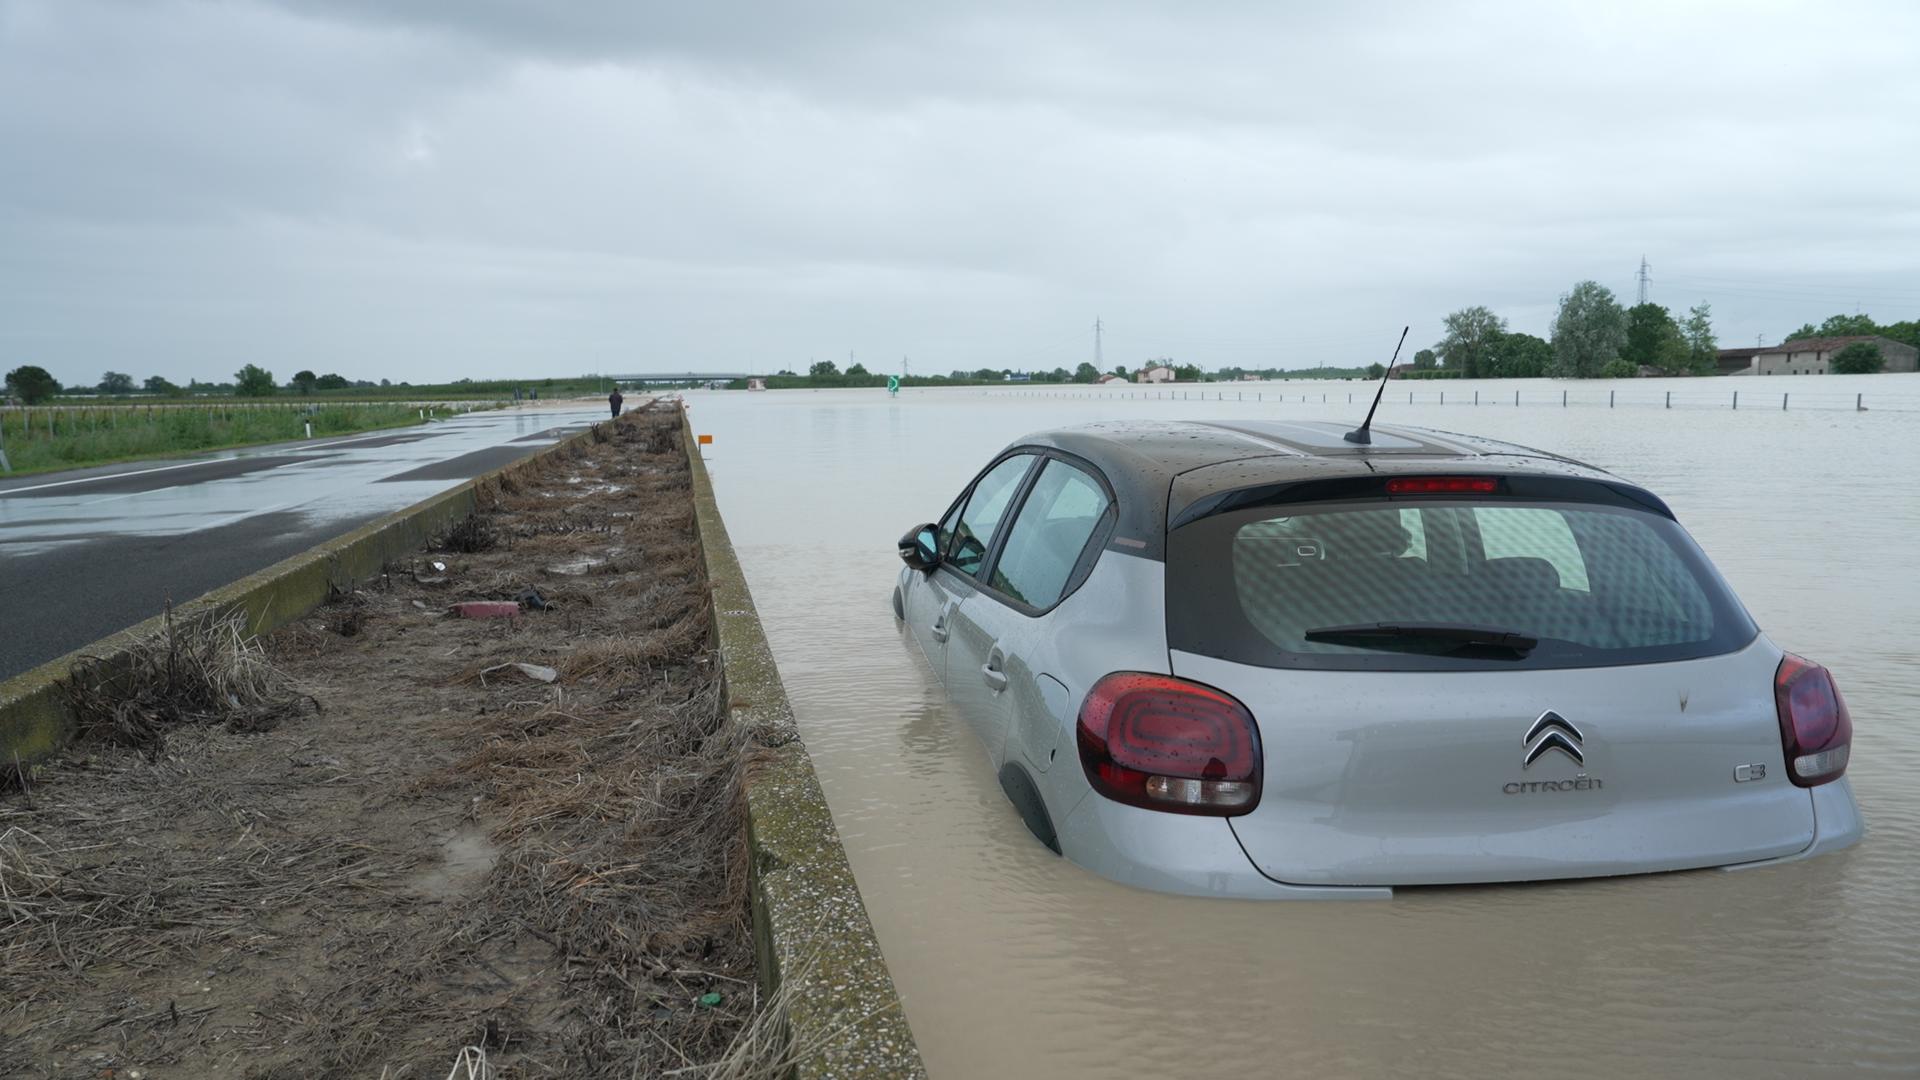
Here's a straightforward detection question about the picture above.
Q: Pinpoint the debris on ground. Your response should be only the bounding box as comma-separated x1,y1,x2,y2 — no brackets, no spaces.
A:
452,600,521,619
1,407,782,1077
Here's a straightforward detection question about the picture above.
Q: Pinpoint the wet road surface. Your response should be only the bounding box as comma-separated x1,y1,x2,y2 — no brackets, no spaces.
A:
0,406,603,679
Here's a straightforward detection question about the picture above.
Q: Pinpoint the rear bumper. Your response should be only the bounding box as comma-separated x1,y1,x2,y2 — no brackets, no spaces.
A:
1723,777,1865,872
1055,793,1392,900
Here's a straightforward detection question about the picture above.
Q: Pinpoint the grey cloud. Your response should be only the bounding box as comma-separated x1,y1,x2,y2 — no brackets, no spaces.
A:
2,0,1917,386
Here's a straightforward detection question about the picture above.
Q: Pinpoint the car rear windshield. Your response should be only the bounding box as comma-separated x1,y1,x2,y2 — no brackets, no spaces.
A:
1166,499,1757,671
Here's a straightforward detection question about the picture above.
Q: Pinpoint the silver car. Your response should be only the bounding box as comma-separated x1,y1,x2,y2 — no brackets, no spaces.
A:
893,419,1863,898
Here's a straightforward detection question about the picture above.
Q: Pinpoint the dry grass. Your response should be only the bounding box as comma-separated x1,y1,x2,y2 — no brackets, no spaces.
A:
62,606,318,753
0,408,785,1078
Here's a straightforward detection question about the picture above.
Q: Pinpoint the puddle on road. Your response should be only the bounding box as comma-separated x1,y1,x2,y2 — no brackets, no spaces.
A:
694,385,1920,1078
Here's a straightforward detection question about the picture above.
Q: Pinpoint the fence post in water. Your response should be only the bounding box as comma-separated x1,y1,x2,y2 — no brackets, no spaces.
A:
1409,392,1413,404
1440,391,1445,405
1783,393,1788,411
1733,391,1739,410
1858,393,1864,411
1474,390,1479,405
1609,390,1615,408
1562,390,1567,407
1666,391,1671,409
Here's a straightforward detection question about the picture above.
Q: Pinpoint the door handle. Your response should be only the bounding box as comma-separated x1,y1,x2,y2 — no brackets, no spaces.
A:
982,652,1009,692
930,619,949,643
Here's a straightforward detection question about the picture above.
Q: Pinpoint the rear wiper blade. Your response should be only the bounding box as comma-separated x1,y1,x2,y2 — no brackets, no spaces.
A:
1302,623,1539,653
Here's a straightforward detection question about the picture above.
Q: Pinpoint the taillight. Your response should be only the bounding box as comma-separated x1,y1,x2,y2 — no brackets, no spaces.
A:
1076,672,1262,816
1774,654,1852,787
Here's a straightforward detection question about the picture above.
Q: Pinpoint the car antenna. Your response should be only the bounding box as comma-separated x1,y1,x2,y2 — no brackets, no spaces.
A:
1343,325,1410,445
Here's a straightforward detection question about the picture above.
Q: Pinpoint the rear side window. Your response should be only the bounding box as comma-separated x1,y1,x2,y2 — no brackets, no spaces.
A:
1168,500,1756,671
946,455,1034,577
989,460,1111,608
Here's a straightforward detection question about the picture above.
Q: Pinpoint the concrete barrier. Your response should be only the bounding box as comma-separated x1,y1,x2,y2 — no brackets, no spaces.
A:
0,420,608,764
683,417,927,1078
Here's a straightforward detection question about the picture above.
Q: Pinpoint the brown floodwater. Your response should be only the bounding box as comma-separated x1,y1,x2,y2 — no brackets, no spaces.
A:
690,378,1920,1078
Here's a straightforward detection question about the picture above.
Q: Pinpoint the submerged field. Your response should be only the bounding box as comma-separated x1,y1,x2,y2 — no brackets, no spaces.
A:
0,403,463,477
0,408,786,1077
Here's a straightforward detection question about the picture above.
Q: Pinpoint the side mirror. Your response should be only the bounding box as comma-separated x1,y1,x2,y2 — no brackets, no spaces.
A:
898,524,941,571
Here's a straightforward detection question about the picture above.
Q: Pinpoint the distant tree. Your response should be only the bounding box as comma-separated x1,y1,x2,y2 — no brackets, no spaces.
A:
1173,363,1204,382
4,364,60,404
1483,332,1553,378
289,369,318,394
1048,367,1070,382
1437,307,1506,377
1550,281,1628,378
1412,348,1437,370
1366,362,1386,379
1877,319,1918,351
1815,313,1878,338
1830,342,1885,374
807,360,840,385
1783,322,1818,341
1074,362,1100,383
144,375,181,395
971,368,1001,381
1110,365,1129,379
1681,302,1717,375
314,373,350,390
1600,359,1639,379
1621,304,1677,370
844,362,870,382
379,377,392,387
235,364,277,396
97,371,135,395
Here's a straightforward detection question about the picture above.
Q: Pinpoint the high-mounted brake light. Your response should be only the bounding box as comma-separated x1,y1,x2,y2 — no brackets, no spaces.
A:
1774,654,1852,787
1076,673,1262,816
1385,476,1499,495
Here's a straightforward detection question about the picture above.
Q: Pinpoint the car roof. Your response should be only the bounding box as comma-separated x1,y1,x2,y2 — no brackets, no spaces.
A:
1007,419,1654,560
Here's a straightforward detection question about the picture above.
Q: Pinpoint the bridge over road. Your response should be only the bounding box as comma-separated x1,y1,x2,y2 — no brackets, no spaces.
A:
607,372,751,384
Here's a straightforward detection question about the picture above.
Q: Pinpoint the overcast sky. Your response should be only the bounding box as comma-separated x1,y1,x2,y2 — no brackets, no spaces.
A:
3,1,1917,386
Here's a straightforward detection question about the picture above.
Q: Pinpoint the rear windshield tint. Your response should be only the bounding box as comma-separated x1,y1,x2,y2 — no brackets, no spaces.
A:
1168,500,1757,671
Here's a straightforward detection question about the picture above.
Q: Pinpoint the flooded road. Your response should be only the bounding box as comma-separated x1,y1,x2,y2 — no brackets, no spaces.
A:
692,377,1920,1078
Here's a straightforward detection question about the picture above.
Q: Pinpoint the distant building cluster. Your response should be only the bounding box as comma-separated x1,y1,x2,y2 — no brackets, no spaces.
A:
1717,335,1918,376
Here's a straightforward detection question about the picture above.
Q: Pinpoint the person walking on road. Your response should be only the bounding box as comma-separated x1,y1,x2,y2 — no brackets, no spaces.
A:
608,387,624,418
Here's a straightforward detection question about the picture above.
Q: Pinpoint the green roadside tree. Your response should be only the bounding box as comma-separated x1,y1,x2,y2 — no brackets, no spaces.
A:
5,364,60,404
1074,362,1100,383
144,375,181,395
98,371,136,395
1550,281,1628,378
845,362,870,383
290,369,318,395
1830,342,1884,374
807,360,841,386
1110,365,1129,379
235,364,277,396
1174,363,1204,382
1412,348,1437,370
1437,306,1506,377
1601,359,1639,378
315,373,350,390
1682,302,1717,375
1366,362,1386,379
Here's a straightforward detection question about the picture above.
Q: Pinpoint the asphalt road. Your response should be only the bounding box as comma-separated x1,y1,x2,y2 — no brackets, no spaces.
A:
0,404,607,680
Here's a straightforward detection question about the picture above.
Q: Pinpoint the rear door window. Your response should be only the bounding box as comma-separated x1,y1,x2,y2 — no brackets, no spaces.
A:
988,459,1112,609
946,454,1036,577
1169,499,1755,671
